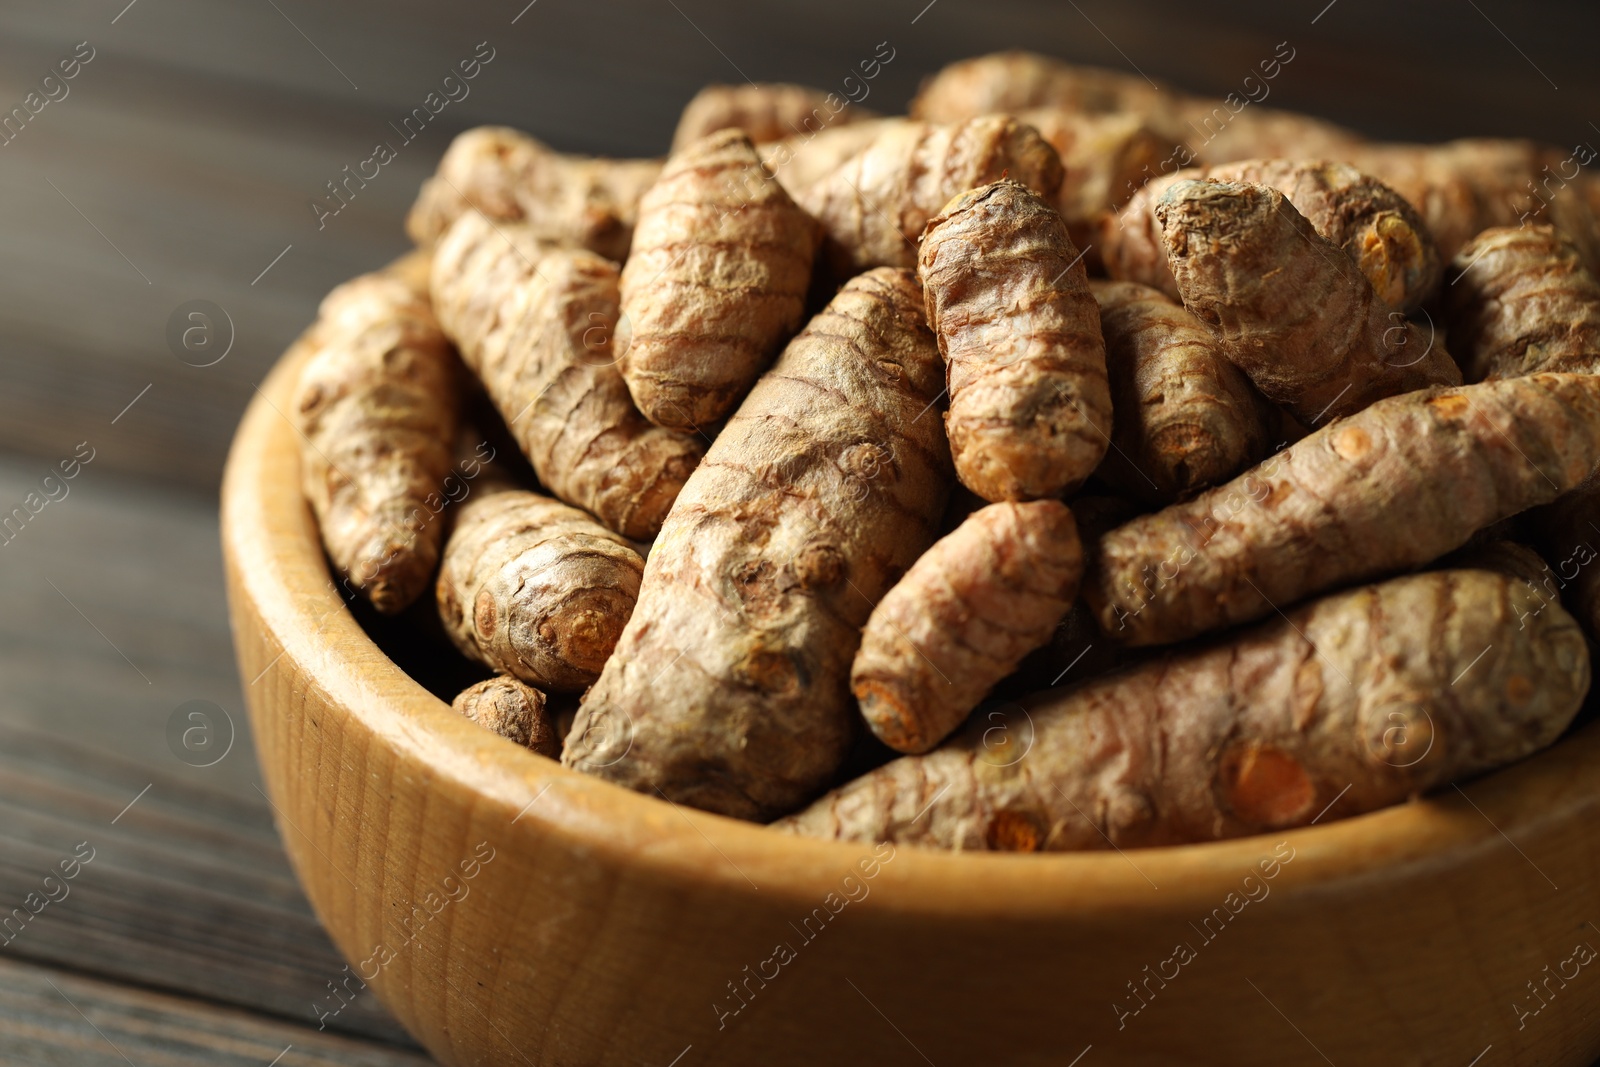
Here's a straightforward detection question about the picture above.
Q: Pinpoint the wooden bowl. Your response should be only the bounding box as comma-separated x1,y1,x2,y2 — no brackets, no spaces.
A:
224,331,1600,1067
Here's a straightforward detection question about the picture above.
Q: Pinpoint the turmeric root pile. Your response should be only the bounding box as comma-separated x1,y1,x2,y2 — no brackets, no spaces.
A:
430,212,702,540
565,268,952,820
779,570,1588,848
287,51,1600,855
1103,158,1442,314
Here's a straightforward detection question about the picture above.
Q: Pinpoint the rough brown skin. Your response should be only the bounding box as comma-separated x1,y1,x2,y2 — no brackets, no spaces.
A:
295,261,459,614
1157,179,1460,427
1090,280,1270,504
437,488,644,692
1448,224,1600,382
759,118,905,199
1176,99,1365,165
1444,223,1600,641
919,180,1110,501
670,82,877,153
796,115,1064,274
853,500,1082,755
777,569,1589,851
618,128,820,431
563,268,953,820
908,51,1364,165
1347,139,1600,271
1106,140,1600,288
1014,109,1175,262
430,211,704,540
1105,159,1442,314
406,126,662,262
910,51,1175,126
452,676,560,758
1086,373,1600,647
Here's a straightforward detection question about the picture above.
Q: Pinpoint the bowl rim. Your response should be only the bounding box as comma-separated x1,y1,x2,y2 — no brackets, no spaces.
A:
224,319,1600,920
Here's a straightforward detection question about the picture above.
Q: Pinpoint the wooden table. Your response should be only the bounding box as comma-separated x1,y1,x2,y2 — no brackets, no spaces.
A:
2,0,1597,1061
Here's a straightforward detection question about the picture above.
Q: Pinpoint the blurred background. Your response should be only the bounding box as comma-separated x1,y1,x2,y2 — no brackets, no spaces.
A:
0,0,1595,1062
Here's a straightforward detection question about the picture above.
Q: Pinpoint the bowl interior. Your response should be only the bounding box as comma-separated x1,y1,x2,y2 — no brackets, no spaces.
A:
224,327,1600,915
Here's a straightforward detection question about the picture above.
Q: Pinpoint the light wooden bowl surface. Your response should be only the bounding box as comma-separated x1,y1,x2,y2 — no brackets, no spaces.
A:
224,330,1600,1066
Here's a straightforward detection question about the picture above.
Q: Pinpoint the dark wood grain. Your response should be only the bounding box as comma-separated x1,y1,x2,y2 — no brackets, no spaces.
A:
0,954,431,1066
0,722,420,1048
0,453,425,1052
0,451,275,809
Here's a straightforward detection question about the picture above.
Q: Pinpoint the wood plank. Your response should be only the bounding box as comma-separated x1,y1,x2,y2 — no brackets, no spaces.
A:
0,955,432,1066
0,450,485,787
0,722,421,1048
0,451,272,809
0,37,429,493
0,451,423,1046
